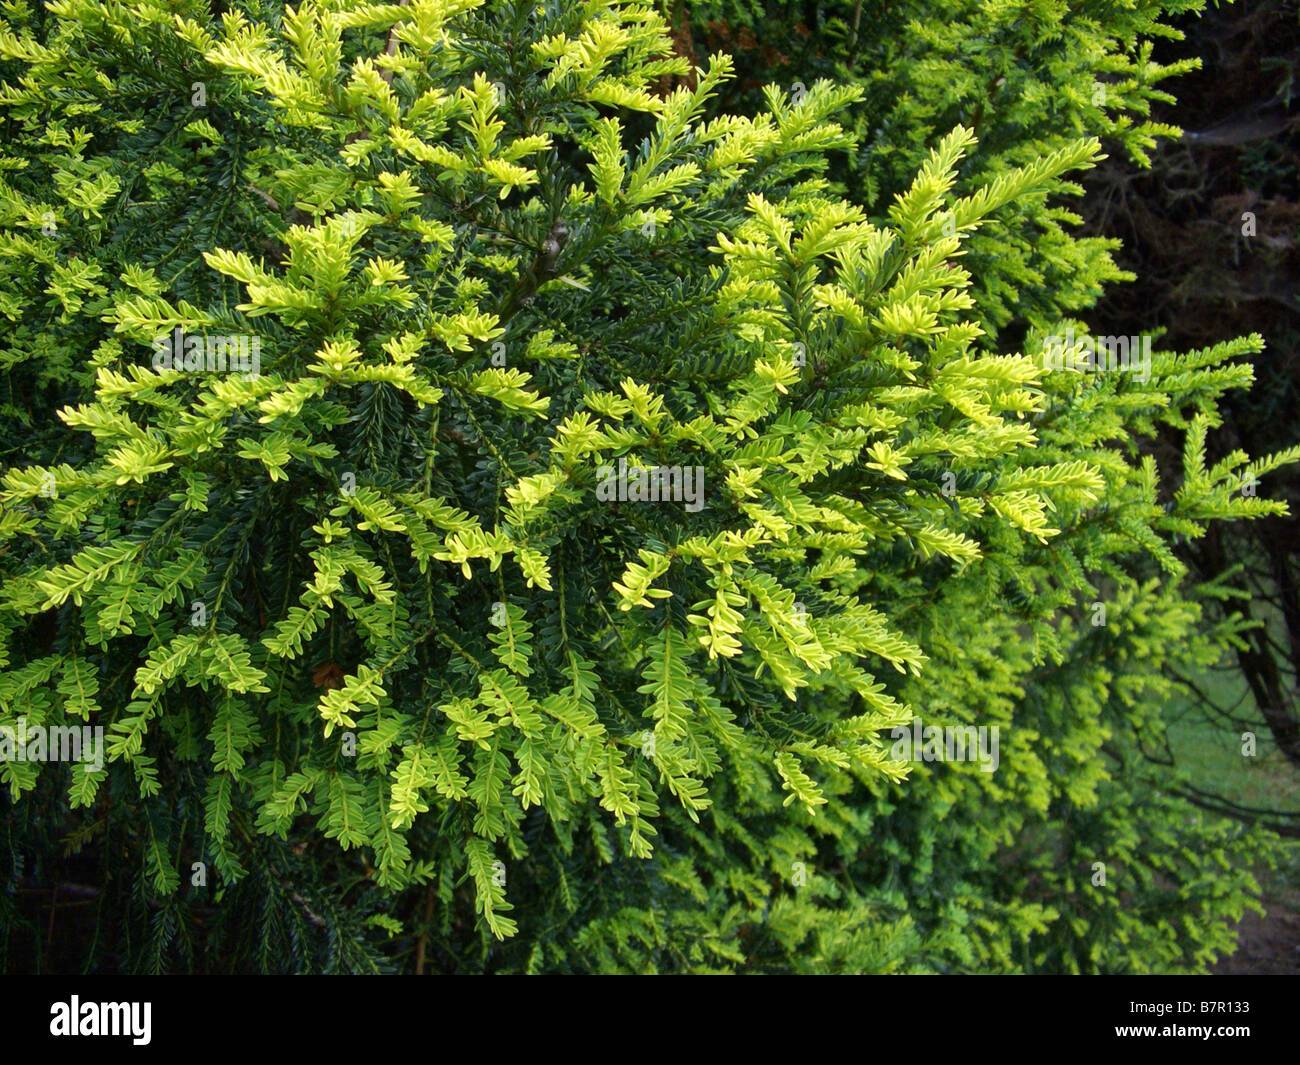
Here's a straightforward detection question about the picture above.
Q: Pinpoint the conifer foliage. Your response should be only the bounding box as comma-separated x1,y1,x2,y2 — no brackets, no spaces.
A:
0,0,1294,972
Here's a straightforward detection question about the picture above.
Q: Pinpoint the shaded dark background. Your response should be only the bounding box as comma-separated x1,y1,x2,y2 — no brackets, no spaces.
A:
1084,0,1300,970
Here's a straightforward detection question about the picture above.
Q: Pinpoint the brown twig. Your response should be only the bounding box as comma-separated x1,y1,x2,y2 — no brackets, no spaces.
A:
414,884,435,974
378,0,412,85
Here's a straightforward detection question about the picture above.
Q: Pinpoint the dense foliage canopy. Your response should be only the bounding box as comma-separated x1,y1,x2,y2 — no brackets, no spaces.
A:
0,0,1294,972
